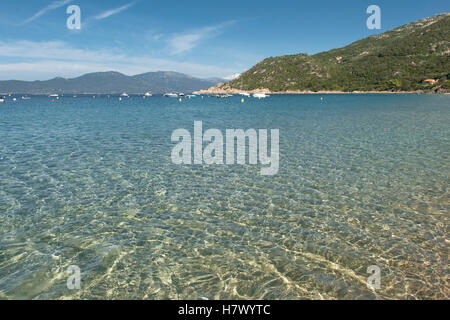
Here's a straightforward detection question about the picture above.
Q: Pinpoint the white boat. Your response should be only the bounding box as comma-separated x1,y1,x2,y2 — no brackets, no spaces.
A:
178,93,185,97
239,92,250,97
22,96,31,100
121,92,129,97
253,93,269,99
49,94,59,98
164,93,178,97
144,92,152,97
0,97,5,103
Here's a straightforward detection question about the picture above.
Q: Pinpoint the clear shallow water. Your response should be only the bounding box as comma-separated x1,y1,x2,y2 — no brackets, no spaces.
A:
0,94,448,300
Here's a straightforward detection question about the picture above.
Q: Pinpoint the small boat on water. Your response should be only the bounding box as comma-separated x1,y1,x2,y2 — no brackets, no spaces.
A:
0,97,5,103
121,92,129,97
22,96,31,100
144,92,153,97
253,93,269,99
216,94,233,98
164,93,178,97
239,92,250,97
49,94,59,98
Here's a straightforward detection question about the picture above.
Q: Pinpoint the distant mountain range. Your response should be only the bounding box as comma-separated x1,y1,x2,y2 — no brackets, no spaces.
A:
0,71,225,94
204,13,449,94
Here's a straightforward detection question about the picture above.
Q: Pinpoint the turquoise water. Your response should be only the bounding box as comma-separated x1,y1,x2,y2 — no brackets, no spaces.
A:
0,94,448,300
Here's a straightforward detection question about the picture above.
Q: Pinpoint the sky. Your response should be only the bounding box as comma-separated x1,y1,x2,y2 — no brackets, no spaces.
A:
0,0,448,80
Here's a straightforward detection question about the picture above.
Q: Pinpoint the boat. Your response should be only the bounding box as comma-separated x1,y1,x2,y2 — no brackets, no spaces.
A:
121,92,129,97
239,92,250,97
164,93,178,97
178,93,185,97
0,97,5,103
144,92,152,97
216,94,233,98
253,93,269,99
22,96,31,100
49,94,59,98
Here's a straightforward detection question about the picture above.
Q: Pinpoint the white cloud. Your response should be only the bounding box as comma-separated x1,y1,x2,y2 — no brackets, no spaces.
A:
22,0,73,24
167,21,235,55
0,40,239,80
224,73,241,80
93,1,136,20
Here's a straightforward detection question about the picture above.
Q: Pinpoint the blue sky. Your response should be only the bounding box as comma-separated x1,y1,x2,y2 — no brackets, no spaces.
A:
0,0,448,80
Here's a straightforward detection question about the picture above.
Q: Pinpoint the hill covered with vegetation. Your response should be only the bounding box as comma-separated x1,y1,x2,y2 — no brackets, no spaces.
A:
216,13,450,93
0,71,223,95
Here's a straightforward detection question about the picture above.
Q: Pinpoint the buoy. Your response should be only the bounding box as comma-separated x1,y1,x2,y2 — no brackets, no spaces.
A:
320,97,324,101
51,99,55,102
241,98,244,103
119,97,122,101
179,98,182,102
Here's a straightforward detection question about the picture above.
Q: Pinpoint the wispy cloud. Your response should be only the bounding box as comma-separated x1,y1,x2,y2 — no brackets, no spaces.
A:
93,1,136,20
0,40,240,80
167,21,236,55
22,0,73,24
224,73,241,80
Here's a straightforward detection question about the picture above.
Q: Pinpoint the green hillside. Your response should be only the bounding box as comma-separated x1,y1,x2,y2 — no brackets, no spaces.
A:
222,13,450,93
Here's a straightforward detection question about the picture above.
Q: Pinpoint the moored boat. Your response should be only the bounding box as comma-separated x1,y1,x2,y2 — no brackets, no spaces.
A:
253,93,269,98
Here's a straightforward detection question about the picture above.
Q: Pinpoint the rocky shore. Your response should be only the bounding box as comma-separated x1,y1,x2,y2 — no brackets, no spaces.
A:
194,83,450,95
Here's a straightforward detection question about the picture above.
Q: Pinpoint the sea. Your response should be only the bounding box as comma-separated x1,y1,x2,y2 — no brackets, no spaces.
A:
0,94,448,299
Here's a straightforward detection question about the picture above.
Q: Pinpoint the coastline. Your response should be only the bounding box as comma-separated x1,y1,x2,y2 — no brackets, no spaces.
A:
194,88,450,95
